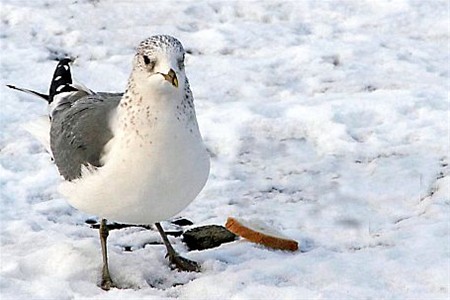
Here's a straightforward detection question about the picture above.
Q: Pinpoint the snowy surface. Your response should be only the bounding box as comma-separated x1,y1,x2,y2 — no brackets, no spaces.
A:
0,0,448,299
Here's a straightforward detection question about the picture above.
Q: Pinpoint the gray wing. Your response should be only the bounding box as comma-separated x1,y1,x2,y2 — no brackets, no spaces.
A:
50,92,122,181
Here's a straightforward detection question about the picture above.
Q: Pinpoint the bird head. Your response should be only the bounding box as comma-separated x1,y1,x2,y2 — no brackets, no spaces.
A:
130,35,187,95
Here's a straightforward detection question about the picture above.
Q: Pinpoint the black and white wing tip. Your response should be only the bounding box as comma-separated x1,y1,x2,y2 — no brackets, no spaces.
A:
49,58,94,103
6,58,94,104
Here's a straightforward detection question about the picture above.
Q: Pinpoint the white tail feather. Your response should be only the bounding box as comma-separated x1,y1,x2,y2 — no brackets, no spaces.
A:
22,116,52,156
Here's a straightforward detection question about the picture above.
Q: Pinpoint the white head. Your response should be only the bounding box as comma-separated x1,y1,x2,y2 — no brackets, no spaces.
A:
128,35,187,97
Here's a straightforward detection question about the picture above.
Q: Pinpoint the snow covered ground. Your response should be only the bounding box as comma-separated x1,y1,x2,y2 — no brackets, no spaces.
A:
0,0,448,299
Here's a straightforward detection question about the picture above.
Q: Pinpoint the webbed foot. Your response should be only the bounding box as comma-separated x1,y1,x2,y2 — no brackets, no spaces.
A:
167,253,200,272
100,276,116,291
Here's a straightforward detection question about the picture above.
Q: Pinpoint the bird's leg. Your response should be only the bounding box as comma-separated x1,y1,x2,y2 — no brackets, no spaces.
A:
99,219,115,290
155,222,200,272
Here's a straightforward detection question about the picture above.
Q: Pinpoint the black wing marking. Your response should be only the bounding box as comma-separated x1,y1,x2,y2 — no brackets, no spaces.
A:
6,84,49,101
7,58,83,103
48,58,77,103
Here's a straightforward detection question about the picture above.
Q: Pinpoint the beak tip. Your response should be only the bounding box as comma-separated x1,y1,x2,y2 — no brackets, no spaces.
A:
161,69,178,88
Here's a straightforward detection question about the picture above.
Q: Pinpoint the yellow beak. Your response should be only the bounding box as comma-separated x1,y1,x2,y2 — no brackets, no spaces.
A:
160,69,178,88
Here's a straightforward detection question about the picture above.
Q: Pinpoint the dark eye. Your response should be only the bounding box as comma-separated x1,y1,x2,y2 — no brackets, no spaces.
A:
143,55,151,65
142,55,155,70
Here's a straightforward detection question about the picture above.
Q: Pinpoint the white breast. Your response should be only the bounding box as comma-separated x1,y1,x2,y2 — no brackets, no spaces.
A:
60,91,210,224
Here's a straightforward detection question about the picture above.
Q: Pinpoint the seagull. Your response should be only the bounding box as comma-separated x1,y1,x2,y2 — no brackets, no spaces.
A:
7,35,210,290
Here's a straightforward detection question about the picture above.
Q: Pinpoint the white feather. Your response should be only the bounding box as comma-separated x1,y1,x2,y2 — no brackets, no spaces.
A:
71,77,95,95
22,116,52,156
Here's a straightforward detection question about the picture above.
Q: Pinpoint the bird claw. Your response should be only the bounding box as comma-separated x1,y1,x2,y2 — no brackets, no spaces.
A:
100,274,116,291
100,278,117,291
168,254,201,272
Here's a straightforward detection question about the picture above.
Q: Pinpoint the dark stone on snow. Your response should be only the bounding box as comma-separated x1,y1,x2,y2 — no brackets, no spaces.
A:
171,218,194,226
85,218,97,225
89,222,153,231
183,225,237,251
87,221,182,236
